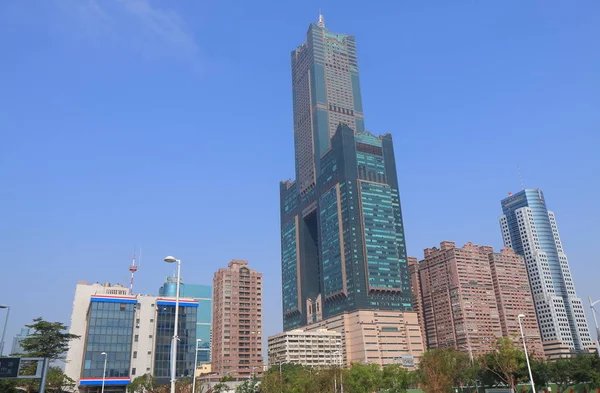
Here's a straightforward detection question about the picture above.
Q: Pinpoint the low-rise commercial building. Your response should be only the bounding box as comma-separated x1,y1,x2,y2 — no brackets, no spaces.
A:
268,329,342,367
65,281,198,392
303,310,424,369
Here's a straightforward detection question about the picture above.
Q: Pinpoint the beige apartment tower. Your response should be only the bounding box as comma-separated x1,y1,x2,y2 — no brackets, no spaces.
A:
417,241,543,358
212,260,263,379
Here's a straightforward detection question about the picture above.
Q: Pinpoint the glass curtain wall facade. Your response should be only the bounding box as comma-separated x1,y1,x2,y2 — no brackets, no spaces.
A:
182,284,212,364
158,279,212,364
500,189,593,356
153,300,198,381
280,17,411,331
281,124,411,330
82,298,136,380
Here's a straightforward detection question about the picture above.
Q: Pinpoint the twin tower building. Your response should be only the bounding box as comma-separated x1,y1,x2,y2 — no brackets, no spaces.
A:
278,16,593,364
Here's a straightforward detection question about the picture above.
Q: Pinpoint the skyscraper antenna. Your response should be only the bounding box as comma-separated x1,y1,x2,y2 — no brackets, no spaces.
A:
318,10,325,28
129,249,139,294
518,167,525,190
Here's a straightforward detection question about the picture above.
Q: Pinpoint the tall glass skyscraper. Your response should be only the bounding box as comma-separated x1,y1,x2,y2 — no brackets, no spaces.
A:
500,189,593,358
280,16,411,331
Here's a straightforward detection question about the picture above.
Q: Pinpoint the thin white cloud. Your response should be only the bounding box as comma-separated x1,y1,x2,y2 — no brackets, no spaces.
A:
118,0,199,57
56,0,201,64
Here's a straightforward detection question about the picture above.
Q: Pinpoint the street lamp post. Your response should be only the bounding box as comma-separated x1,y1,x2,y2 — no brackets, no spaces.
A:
101,352,108,393
0,305,10,356
517,314,535,393
192,339,202,393
589,297,600,357
279,361,283,393
164,256,182,393
334,350,344,393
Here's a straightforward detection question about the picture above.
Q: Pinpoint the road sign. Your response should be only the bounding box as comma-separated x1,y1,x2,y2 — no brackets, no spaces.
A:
0,358,20,379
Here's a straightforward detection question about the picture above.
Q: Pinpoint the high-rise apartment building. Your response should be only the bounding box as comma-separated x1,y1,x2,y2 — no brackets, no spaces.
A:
500,189,593,358
280,15,411,333
417,242,543,358
212,260,263,379
159,278,212,364
408,257,426,350
65,281,198,392
268,329,342,367
489,248,544,356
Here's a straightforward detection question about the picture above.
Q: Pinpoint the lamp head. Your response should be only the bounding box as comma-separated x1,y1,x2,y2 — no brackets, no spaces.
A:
0,305,8,309
518,314,526,319
101,352,107,356
164,256,178,263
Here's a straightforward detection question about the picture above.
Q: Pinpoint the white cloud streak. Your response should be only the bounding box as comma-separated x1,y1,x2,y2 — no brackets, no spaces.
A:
57,0,201,64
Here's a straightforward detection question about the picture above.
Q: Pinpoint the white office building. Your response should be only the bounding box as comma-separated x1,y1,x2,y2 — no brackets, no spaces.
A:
268,329,342,367
500,189,594,358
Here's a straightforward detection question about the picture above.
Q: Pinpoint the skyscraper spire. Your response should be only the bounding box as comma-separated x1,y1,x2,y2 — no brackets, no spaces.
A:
318,11,325,28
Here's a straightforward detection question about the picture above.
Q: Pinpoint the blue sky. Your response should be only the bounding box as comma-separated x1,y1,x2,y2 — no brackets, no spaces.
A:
1,0,599,350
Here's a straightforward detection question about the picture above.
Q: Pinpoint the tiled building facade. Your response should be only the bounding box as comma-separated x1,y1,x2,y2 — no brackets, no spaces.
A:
303,310,424,368
212,260,263,379
407,257,426,350
488,248,544,356
417,242,543,358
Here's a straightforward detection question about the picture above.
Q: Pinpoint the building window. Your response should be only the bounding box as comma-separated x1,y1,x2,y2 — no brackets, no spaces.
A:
132,368,136,375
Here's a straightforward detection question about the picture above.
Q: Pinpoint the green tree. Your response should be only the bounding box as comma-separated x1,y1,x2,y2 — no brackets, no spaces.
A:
478,337,525,393
0,379,19,393
551,357,578,393
212,375,232,393
20,318,80,360
381,364,414,393
419,348,471,393
128,374,157,393
236,378,260,393
571,354,600,390
346,363,382,393
530,358,550,391
45,366,76,393
6,319,80,393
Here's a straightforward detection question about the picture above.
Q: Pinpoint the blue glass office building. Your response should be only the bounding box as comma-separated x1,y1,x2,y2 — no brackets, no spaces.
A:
80,295,137,388
159,278,212,364
154,298,198,381
280,16,411,330
500,189,593,357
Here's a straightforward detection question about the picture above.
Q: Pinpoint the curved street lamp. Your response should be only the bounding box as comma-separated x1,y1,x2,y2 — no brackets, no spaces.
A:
0,305,10,356
192,338,202,393
517,314,535,393
164,256,182,393
101,352,108,393
589,297,600,356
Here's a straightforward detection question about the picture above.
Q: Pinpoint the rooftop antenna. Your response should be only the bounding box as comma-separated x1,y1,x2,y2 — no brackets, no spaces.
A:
518,167,525,190
318,10,325,28
129,249,140,294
